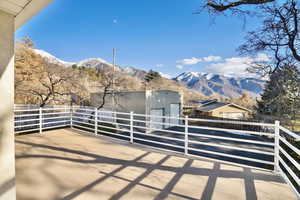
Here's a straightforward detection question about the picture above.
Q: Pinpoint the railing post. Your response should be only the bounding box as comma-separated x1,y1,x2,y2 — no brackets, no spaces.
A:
184,115,188,155
114,110,117,123
274,120,280,172
64,105,67,126
95,108,98,135
39,107,42,134
130,111,134,143
70,106,73,128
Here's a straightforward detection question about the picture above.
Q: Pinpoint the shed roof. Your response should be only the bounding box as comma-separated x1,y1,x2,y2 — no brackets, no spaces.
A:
92,89,180,95
197,102,229,112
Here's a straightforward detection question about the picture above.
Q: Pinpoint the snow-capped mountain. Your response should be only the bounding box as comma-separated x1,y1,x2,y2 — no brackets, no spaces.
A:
174,72,265,97
159,72,171,79
35,48,265,98
34,49,148,78
120,66,147,79
77,58,113,68
34,49,75,67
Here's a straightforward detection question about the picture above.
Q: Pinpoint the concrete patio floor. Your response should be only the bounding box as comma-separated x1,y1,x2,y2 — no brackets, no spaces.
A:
15,129,296,200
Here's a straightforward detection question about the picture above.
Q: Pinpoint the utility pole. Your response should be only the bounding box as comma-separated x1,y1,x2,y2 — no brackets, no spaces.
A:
112,48,116,120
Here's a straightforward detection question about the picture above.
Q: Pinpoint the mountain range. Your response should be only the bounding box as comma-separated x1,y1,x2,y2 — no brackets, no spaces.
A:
34,49,265,98
173,72,265,98
34,49,148,79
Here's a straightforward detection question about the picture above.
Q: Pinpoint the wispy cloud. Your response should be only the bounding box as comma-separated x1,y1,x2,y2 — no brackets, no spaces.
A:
202,53,270,77
202,55,222,62
176,55,222,66
156,64,164,67
176,64,183,69
177,57,202,65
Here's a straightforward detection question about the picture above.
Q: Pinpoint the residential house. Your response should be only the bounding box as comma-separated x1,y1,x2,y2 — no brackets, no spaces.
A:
189,100,251,119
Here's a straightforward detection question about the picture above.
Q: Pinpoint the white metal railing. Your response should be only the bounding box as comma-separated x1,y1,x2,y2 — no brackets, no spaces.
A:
14,106,71,134
14,105,300,198
278,124,300,198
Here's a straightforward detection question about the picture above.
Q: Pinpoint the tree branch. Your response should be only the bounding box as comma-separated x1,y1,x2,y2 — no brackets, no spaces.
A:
207,0,275,12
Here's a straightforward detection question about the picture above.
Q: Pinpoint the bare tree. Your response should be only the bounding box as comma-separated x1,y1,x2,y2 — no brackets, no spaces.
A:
92,66,124,110
238,0,300,76
15,40,41,91
15,38,88,106
16,60,85,107
95,72,114,110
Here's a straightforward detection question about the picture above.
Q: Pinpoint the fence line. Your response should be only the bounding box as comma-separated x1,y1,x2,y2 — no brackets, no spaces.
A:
14,105,300,199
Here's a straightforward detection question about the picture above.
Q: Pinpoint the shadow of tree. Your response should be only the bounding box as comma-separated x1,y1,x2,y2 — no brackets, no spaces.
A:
15,138,285,200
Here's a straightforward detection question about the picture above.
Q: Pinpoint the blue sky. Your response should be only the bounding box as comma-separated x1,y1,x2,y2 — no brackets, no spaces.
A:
16,0,262,78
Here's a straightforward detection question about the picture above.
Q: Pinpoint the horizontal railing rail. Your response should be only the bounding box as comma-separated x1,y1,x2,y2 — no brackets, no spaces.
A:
14,106,71,134
13,105,300,199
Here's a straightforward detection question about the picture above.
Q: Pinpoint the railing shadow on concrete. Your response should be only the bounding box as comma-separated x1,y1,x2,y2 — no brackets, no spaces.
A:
15,138,285,200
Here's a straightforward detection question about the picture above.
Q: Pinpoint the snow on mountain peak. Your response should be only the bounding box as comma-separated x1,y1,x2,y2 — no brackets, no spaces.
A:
77,58,112,67
204,73,215,80
159,72,171,79
189,72,203,77
34,49,75,66
34,49,115,70
177,72,200,81
173,71,265,97
34,49,54,59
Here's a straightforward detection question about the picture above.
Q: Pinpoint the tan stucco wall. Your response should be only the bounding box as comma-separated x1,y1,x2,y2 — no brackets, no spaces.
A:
210,105,249,118
0,10,15,200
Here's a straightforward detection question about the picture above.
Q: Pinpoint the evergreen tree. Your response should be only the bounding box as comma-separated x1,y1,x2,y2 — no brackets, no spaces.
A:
257,64,300,119
71,64,78,69
144,70,161,83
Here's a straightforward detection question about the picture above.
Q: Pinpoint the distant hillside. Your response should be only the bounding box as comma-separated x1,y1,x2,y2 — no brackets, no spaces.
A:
33,49,206,104
34,49,148,79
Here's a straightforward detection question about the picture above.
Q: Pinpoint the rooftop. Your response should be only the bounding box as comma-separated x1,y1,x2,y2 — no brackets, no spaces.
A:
197,102,231,112
0,0,53,29
91,89,180,95
15,129,296,200
190,99,251,113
